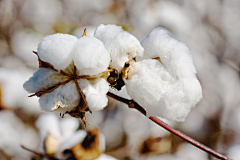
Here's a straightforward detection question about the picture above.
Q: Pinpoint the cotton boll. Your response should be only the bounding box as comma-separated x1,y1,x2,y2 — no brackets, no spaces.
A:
78,78,109,111
140,27,196,78
60,117,80,140
23,68,69,93
125,59,175,117
35,113,62,143
57,130,87,154
72,36,110,76
125,59,202,121
21,0,62,33
37,33,77,70
95,24,144,71
39,81,80,113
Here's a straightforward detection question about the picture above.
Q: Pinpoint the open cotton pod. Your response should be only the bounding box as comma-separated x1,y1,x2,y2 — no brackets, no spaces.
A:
124,27,202,122
23,31,111,126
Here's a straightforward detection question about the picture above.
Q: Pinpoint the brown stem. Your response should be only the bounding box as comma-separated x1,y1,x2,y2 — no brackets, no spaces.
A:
149,117,231,160
107,92,146,116
106,92,231,160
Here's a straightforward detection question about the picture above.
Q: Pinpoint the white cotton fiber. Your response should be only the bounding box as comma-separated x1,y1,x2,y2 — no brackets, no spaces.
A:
37,33,77,70
60,117,79,140
125,59,202,121
0,111,39,160
72,36,110,76
35,113,62,142
57,130,87,154
94,24,144,71
78,78,109,111
39,81,80,113
95,154,118,160
23,68,69,93
140,27,196,78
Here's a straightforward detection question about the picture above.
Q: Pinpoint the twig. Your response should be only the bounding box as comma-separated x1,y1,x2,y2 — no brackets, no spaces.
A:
149,117,231,160
107,92,146,116
106,91,231,160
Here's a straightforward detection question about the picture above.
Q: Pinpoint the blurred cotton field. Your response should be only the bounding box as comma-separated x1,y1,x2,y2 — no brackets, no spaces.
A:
0,0,240,160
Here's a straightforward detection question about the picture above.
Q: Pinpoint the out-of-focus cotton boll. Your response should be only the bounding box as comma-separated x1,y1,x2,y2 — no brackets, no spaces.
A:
37,33,78,70
94,24,144,71
226,144,240,160
179,107,206,141
72,36,110,76
36,113,80,152
21,0,62,33
95,154,118,160
102,119,124,149
78,78,109,111
39,81,80,113
175,143,208,160
73,26,96,38
123,109,149,145
0,110,39,160
11,29,44,68
222,0,240,63
35,113,62,151
59,116,80,140
219,63,240,134
57,130,87,154
140,1,192,41
0,68,40,114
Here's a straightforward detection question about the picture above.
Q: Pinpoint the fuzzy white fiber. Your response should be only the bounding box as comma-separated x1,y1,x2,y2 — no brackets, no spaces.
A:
94,24,144,71
78,78,109,112
36,113,80,153
39,81,80,113
37,33,78,70
139,27,196,78
72,36,110,76
24,33,111,113
125,28,202,122
95,154,118,160
23,68,69,93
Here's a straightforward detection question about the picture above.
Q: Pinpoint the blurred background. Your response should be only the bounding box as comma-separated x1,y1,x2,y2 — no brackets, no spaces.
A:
0,0,240,159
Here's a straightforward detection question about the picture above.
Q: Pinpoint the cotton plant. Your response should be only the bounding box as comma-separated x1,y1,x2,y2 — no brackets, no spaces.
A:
23,24,230,159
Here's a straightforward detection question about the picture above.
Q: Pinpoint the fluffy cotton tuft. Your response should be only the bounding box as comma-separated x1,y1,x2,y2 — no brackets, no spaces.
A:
78,78,109,112
125,27,202,122
94,24,144,71
139,27,196,78
39,81,80,113
72,36,110,76
37,33,78,70
23,68,69,93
